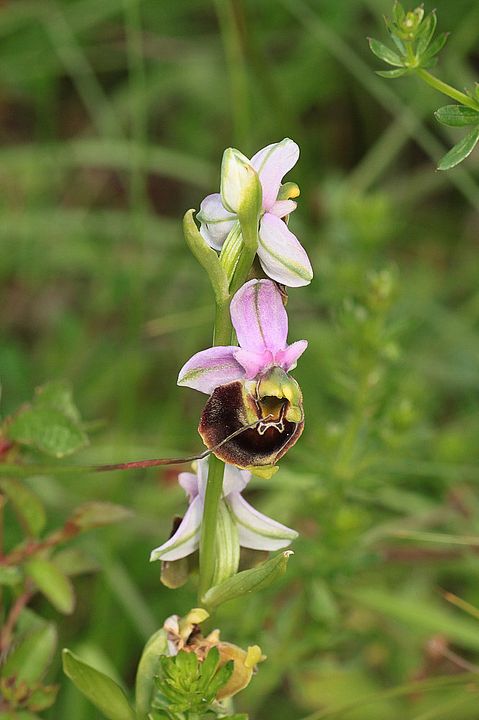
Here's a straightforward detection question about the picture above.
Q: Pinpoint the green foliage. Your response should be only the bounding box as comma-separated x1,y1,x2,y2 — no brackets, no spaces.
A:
25,559,75,615
152,647,235,719
62,649,135,720
202,551,292,609
436,126,479,170
7,381,88,458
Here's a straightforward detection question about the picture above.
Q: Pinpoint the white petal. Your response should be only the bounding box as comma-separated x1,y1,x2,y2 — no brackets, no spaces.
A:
258,213,313,287
227,493,298,551
196,458,251,499
150,496,203,561
178,472,199,501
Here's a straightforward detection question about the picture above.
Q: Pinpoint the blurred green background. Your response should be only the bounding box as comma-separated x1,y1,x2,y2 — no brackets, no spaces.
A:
2,0,479,717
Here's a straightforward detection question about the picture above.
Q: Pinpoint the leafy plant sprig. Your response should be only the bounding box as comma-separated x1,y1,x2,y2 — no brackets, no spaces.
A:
368,1,479,169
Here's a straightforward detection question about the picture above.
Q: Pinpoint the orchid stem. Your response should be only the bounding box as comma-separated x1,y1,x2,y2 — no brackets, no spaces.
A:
416,69,479,110
198,298,232,602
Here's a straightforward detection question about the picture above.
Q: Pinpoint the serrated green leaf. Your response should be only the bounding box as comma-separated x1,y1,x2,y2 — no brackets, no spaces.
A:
368,38,403,67
202,551,293,609
421,31,448,61
34,380,81,422
8,407,88,458
434,105,479,127
0,565,22,586
68,501,132,530
63,649,135,720
416,11,437,56
1,623,57,682
376,68,408,79
437,126,479,170
135,629,168,719
25,557,75,614
0,477,46,536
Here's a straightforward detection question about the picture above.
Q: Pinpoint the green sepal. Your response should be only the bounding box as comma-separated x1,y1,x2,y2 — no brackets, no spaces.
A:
0,478,46,536
135,628,168,719
434,105,479,127
202,550,293,609
62,649,135,720
367,37,403,67
421,31,449,62
25,557,75,615
437,126,479,170
183,209,229,305
415,11,437,56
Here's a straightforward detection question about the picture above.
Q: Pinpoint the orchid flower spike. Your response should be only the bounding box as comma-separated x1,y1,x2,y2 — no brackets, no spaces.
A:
150,458,297,568
197,138,313,288
178,279,307,472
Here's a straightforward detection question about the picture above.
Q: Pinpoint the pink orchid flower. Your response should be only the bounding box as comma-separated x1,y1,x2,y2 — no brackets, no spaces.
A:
197,138,313,288
178,279,307,470
150,458,297,563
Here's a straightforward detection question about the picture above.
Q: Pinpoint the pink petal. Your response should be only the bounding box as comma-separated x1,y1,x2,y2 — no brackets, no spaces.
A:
150,496,203,561
258,213,313,287
250,139,299,211
233,348,274,379
269,199,297,218
230,279,288,355
177,346,245,394
197,193,236,251
275,340,308,372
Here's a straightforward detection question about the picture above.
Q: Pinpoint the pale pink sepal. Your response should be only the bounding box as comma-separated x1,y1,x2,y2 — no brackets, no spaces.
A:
269,199,297,218
177,346,245,394
197,192,236,250
150,495,203,562
250,139,299,211
226,492,298,551
258,212,313,288
275,340,308,372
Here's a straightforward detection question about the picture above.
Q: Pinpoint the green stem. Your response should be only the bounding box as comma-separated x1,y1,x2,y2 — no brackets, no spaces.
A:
198,301,233,602
416,69,479,110
229,211,259,294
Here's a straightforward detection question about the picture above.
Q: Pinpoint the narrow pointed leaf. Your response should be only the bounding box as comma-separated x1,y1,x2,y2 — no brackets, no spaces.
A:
1,623,57,682
68,501,132,530
135,629,168,719
437,126,479,170
422,32,448,61
0,478,46,536
434,105,479,127
63,649,135,720
368,38,403,67
25,558,75,615
416,11,437,56
202,550,293,609
375,68,408,79
183,209,229,304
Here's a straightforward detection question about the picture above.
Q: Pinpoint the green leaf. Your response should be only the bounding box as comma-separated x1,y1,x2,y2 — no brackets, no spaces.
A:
349,587,479,651
202,551,293,609
183,209,229,305
62,649,136,720
1,623,57,682
437,126,479,170
135,629,168,719
368,38,403,67
434,105,479,127
68,501,132,530
416,11,437,56
421,31,448,61
25,558,75,614
0,564,22,586
0,477,46,536
376,68,408,79
8,381,88,458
